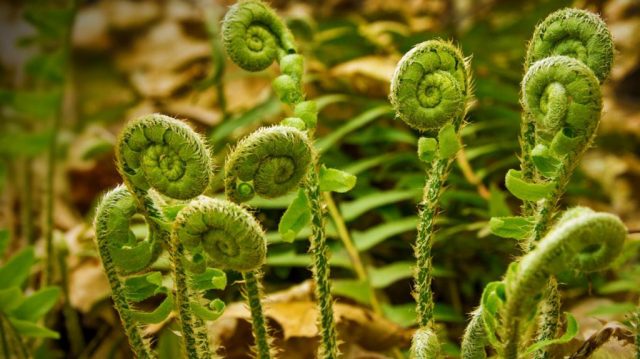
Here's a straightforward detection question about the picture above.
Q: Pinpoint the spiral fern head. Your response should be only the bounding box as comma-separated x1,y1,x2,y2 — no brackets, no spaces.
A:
526,8,613,83
522,56,601,146
222,0,298,72
116,114,212,200
390,39,470,131
94,185,158,273
173,197,266,272
225,125,312,202
510,207,626,310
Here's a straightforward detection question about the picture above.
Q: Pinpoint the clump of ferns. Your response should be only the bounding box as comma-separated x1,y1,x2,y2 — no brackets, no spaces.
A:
461,8,623,359
389,39,473,357
221,1,355,358
95,113,268,359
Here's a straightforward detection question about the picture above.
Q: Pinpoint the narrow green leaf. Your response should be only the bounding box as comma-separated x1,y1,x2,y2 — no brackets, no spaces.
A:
11,286,60,322
331,279,370,305
0,247,35,290
191,299,225,321
437,123,460,158
339,189,422,222
531,144,561,178
315,106,393,153
124,272,166,302
480,281,505,348
319,166,356,193
489,216,535,239
9,318,59,339
0,287,23,312
488,183,512,217
191,268,227,291
0,230,9,258
278,188,311,243
504,169,554,201
417,137,437,163
522,312,578,355
131,295,174,324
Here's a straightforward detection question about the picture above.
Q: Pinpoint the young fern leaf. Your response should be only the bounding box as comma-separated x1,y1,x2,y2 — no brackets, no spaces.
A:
94,186,158,359
390,39,472,358
499,207,626,358
225,125,312,203
172,197,266,359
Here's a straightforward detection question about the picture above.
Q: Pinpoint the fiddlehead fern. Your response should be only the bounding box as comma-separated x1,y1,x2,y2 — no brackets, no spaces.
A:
116,113,212,202
94,186,157,359
525,8,614,83
222,0,297,72
499,207,626,358
390,40,470,131
390,39,472,358
172,197,267,358
225,125,313,203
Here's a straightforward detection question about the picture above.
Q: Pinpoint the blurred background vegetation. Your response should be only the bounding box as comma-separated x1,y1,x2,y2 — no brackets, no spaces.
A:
0,0,639,357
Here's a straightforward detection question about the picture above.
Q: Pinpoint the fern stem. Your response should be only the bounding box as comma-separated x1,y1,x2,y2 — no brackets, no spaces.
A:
534,278,560,359
96,233,154,358
415,156,452,328
170,239,210,359
305,159,339,359
244,270,273,359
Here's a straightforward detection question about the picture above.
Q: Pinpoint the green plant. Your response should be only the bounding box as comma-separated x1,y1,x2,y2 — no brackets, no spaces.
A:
171,197,265,358
97,114,230,358
0,233,61,358
462,8,618,359
389,39,472,357
221,1,356,357
474,207,626,358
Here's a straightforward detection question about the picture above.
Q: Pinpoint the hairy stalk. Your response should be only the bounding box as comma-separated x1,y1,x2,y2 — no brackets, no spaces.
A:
415,156,452,327
534,278,560,359
501,208,626,358
305,161,339,358
461,308,487,359
390,39,472,358
94,187,155,359
244,270,272,359
520,9,614,352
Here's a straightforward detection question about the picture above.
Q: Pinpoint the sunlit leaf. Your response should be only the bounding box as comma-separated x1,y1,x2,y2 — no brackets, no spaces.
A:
278,188,311,243
319,166,356,193
0,247,35,290
489,216,534,239
504,169,554,201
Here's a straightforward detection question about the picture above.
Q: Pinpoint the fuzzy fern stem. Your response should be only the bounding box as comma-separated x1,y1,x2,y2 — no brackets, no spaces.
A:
243,270,273,359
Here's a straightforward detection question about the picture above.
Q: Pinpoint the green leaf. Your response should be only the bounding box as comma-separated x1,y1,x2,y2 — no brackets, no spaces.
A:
124,272,166,302
191,299,225,321
110,240,155,274
550,128,580,155
131,295,174,324
191,268,227,291
488,183,512,217
437,123,460,158
209,96,282,146
0,131,52,157
480,281,505,348
0,230,9,258
382,303,464,327
489,216,535,239
331,279,370,305
339,189,421,222
352,217,417,251
10,286,60,322
0,287,23,312
319,166,357,193
504,169,554,201
315,106,393,153
0,247,35,290
531,144,560,178
417,137,437,163
369,262,414,288
9,318,59,339
278,188,311,243
522,312,578,355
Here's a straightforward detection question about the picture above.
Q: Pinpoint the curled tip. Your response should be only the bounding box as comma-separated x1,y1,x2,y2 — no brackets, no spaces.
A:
225,125,313,203
173,197,266,272
116,113,212,200
94,185,159,273
390,39,471,131
515,207,626,301
522,56,601,144
410,327,441,359
222,0,298,72
526,8,614,82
